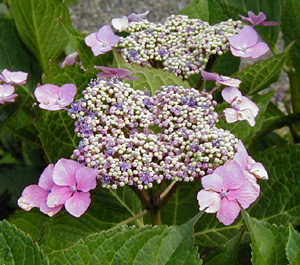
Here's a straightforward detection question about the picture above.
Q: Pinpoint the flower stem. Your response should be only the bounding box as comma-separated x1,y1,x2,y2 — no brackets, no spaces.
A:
112,210,148,228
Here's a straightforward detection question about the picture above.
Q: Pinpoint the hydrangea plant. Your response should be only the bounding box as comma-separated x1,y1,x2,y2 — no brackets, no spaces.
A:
1,0,300,264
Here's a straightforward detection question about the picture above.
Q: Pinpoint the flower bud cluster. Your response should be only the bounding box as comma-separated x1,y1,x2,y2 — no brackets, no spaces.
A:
117,15,244,79
69,78,239,189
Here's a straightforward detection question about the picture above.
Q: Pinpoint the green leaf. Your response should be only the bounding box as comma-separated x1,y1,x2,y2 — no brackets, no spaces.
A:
233,53,288,95
11,0,71,73
58,20,113,72
0,165,41,208
216,91,275,143
203,230,243,265
241,210,289,265
0,220,48,265
35,109,77,163
282,0,300,77
193,145,300,247
113,50,190,96
52,214,202,265
179,0,209,21
286,224,300,263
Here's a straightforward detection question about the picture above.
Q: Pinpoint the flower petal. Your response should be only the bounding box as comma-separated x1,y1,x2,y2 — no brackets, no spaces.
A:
111,16,129,31
201,173,223,192
0,84,15,97
38,164,55,190
47,185,72,207
221,87,242,104
65,191,91,217
224,108,239,123
34,84,59,103
75,167,99,192
250,162,269,180
219,161,245,191
237,108,256,126
227,177,260,209
201,69,219,82
18,185,48,210
228,26,258,49
217,198,240,225
53,158,82,186
39,202,63,217
246,42,269,58
197,190,221,213
58,84,77,107
233,140,249,170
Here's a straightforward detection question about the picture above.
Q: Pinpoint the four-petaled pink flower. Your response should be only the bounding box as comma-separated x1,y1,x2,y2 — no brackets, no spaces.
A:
34,83,77,111
240,11,279,27
85,25,120,56
18,164,63,217
228,26,269,58
95,66,139,80
234,141,268,189
201,69,241,88
0,84,18,104
60,52,78,68
0,69,28,85
47,158,100,217
221,87,259,127
197,160,260,225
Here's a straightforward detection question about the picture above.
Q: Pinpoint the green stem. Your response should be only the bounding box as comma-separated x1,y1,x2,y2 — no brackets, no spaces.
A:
112,210,148,228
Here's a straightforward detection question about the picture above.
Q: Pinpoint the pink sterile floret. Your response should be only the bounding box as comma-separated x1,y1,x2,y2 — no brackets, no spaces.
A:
234,141,268,189
221,87,259,127
60,52,78,68
197,160,260,225
240,11,279,26
228,26,269,58
34,83,77,111
201,69,241,88
95,66,139,80
18,164,63,217
127,10,149,22
0,84,18,104
0,69,28,85
47,158,100,217
85,25,120,56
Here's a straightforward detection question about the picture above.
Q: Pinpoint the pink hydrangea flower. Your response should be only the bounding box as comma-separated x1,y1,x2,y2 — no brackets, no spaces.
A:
0,84,18,104
197,160,260,225
18,164,63,217
95,66,139,80
34,83,77,111
111,16,129,31
47,158,100,217
234,141,268,185
85,25,120,56
221,87,259,127
127,10,149,22
0,69,28,85
60,52,78,68
228,26,269,58
201,69,241,88
240,11,279,26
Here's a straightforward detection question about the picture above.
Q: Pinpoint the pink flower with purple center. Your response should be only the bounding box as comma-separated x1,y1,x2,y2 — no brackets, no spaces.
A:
240,11,279,27
85,25,120,56
0,84,18,104
221,87,259,127
18,164,63,217
228,26,269,58
47,158,100,217
95,66,138,80
201,69,241,88
0,69,28,85
197,160,260,225
34,83,77,111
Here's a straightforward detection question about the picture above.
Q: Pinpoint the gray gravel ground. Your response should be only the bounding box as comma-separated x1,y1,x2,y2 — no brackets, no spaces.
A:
69,0,192,32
